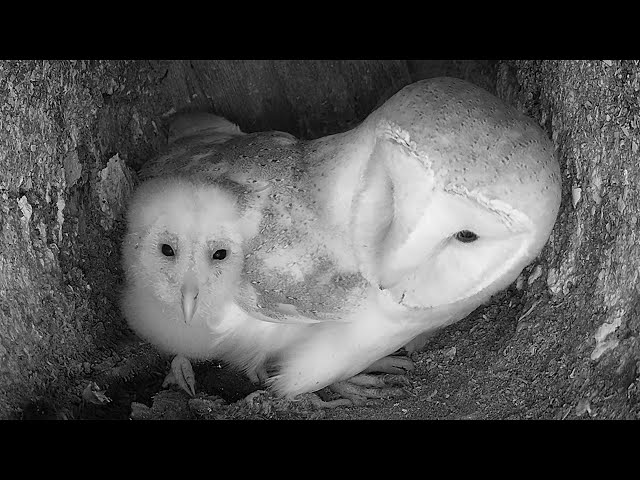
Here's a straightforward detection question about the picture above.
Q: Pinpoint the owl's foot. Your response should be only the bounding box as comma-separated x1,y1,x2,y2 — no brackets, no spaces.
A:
320,354,414,406
326,373,411,407
246,364,270,385
247,375,409,413
162,355,196,397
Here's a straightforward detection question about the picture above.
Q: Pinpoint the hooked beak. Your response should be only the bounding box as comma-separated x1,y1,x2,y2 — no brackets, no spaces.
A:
181,273,200,325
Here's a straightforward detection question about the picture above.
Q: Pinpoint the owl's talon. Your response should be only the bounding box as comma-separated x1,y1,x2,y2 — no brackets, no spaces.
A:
364,355,415,374
247,365,270,385
162,355,196,396
383,373,413,388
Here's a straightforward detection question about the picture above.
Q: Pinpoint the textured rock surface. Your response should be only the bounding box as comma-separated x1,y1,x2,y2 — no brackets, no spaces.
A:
494,60,640,418
0,60,169,418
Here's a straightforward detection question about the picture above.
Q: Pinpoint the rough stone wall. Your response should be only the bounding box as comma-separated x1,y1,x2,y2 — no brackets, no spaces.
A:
497,60,640,418
0,60,170,418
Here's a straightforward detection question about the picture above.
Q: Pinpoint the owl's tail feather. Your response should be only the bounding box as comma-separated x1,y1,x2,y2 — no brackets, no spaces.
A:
168,112,245,144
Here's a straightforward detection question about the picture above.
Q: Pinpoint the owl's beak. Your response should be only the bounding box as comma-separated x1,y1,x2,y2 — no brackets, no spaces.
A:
181,274,199,324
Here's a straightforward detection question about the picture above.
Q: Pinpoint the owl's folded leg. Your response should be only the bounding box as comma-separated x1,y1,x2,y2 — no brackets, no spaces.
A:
162,355,196,396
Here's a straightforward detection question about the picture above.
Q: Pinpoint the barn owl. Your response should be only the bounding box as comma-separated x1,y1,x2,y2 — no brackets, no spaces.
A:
124,77,561,403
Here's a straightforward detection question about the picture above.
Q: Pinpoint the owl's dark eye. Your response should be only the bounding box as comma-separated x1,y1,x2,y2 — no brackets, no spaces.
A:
161,244,175,256
454,230,479,243
212,249,227,260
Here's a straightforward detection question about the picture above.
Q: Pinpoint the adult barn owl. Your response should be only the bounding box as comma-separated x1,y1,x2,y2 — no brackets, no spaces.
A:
123,77,561,402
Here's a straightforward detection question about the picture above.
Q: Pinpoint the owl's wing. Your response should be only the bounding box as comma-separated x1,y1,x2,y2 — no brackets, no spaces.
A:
139,113,246,181
249,302,357,325
235,277,348,325
241,239,363,325
168,112,243,145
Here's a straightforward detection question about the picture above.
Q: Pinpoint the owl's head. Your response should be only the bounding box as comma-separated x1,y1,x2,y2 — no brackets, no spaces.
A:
354,77,562,309
122,176,261,325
